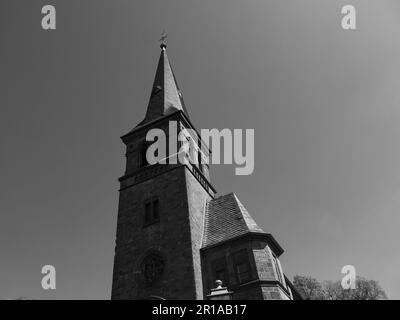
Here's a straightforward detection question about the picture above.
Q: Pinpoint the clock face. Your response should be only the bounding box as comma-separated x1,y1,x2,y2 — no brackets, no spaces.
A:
141,254,165,284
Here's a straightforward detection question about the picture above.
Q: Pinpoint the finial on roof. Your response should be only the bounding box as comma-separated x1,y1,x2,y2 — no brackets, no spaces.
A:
159,30,168,49
215,280,223,289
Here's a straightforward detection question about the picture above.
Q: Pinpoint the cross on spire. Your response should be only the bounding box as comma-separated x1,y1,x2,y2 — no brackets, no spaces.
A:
159,30,168,49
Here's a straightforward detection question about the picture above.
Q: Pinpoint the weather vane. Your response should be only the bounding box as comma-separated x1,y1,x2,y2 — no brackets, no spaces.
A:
159,30,168,48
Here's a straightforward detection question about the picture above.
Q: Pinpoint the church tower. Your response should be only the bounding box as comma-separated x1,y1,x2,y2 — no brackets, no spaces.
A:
111,42,216,300
112,41,300,300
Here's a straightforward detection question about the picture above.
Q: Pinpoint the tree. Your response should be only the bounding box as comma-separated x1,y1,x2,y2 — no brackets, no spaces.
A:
292,275,326,300
293,275,388,300
323,277,387,300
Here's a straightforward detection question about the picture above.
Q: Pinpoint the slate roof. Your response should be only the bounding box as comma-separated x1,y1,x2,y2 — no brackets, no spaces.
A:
202,193,265,249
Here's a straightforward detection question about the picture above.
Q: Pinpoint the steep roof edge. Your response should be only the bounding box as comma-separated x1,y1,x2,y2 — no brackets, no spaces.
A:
231,193,264,234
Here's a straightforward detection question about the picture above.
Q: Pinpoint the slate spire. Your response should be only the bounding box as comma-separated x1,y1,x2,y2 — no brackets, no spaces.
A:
142,43,189,124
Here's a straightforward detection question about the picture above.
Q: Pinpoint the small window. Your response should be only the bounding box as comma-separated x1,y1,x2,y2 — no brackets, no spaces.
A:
236,262,250,283
215,268,227,287
153,199,159,220
141,143,149,167
145,203,152,224
233,249,251,284
144,199,160,226
212,257,229,288
273,254,283,284
198,151,204,173
196,140,203,173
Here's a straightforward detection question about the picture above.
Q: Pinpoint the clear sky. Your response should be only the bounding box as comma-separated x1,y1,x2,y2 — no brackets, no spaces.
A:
1,0,399,299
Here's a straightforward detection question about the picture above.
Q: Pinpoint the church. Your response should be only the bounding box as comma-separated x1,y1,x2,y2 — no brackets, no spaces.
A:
111,41,301,300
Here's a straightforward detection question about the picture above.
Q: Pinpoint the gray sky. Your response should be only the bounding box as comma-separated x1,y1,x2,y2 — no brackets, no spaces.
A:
1,0,399,299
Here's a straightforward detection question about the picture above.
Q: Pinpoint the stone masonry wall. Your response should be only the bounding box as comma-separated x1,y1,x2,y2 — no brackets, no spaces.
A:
112,166,200,299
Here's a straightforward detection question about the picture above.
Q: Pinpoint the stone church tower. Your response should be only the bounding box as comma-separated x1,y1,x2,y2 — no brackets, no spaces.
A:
111,43,300,300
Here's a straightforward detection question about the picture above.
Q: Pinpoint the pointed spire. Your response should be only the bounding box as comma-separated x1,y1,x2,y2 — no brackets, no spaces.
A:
141,42,189,125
